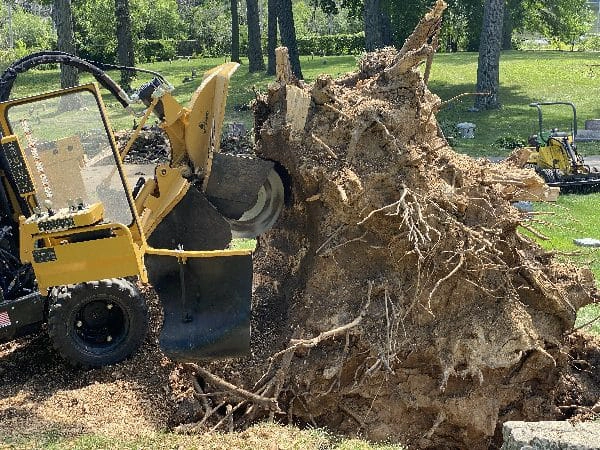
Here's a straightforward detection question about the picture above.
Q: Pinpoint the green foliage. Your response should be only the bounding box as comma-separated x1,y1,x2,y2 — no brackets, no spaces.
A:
293,0,362,37
494,134,527,150
521,0,594,50
184,0,231,57
137,39,177,62
297,32,365,55
387,0,429,48
0,1,56,60
438,5,470,52
74,0,183,63
576,35,600,51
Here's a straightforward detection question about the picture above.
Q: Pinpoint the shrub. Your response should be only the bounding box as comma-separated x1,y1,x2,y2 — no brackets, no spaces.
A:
296,32,365,56
137,39,177,62
578,35,600,51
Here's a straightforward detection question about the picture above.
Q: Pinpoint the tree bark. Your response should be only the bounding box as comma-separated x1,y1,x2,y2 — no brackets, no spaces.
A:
247,0,265,72
115,0,135,90
364,0,391,51
474,0,504,110
231,0,241,63
267,0,278,75
277,0,303,79
502,6,513,50
52,0,79,89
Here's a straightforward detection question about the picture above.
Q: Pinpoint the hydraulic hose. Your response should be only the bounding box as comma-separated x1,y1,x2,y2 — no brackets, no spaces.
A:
0,51,131,107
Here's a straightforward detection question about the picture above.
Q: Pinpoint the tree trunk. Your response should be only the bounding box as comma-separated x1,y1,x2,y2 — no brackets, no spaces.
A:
115,0,135,91
277,0,303,79
364,0,392,51
502,6,513,50
247,0,265,72
267,0,277,75
231,0,241,63
474,0,504,110
52,0,79,89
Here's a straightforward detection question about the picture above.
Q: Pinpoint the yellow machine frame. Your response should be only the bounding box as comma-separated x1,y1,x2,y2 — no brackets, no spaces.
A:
0,82,250,295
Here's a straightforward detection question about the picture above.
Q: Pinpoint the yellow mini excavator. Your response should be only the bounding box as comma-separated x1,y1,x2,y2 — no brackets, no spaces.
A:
526,101,600,193
0,52,285,366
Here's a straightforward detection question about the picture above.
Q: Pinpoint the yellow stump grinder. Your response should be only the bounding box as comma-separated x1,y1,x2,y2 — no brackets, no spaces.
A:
0,52,286,366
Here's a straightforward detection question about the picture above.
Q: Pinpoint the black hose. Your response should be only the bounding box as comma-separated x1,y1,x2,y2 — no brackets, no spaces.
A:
0,51,131,107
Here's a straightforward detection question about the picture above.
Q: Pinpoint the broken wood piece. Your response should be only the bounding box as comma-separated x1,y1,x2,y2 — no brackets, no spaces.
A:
275,47,295,84
311,133,338,158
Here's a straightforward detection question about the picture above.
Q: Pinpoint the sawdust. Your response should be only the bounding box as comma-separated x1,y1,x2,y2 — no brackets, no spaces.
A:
0,289,195,442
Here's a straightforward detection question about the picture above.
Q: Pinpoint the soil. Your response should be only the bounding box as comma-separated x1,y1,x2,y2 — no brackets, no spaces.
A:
1,2,600,449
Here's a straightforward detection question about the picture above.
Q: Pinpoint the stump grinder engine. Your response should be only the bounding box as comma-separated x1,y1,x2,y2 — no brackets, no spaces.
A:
526,101,600,193
0,52,285,366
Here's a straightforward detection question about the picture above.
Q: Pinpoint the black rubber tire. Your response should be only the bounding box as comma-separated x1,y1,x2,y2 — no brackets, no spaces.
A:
48,278,148,368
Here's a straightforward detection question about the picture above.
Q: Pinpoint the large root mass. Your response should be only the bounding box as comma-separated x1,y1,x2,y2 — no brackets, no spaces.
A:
208,2,598,448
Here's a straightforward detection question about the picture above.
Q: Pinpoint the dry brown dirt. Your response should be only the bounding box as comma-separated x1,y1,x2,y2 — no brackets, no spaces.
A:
2,2,600,449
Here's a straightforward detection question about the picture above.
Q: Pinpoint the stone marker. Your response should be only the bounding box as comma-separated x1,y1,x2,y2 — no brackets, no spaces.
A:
501,421,600,450
573,238,600,247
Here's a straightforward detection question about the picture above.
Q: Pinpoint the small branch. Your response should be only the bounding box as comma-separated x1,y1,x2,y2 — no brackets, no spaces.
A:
316,224,345,254
271,281,374,359
311,133,338,158
571,313,600,333
519,223,550,241
321,103,351,120
209,401,246,432
186,364,280,412
439,92,491,109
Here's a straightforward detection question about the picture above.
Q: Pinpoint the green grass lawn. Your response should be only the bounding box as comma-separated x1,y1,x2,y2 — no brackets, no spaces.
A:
429,51,600,157
526,193,600,335
0,422,404,450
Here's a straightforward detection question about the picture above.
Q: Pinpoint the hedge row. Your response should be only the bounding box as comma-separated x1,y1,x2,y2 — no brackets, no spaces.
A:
176,32,366,59
296,32,365,56
137,39,177,62
94,32,367,64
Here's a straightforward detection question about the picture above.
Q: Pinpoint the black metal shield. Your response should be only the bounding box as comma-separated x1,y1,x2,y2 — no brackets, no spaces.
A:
145,253,252,362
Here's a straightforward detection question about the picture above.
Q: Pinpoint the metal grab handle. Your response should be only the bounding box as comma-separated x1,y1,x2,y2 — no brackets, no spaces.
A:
529,101,577,139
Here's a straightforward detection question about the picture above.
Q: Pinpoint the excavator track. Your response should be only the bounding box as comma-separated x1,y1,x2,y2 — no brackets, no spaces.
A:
537,168,600,194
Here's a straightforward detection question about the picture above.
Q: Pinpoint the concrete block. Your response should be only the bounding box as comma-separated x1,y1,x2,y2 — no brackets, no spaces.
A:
585,119,600,131
575,130,600,142
501,421,600,450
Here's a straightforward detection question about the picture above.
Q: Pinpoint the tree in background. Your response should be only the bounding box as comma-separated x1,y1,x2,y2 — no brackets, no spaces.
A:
276,0,303,78
0,1,55,51
246,0,264,71
231,0,240,62
363,0,390,50
52,0,78,88
523,0,593,50
115,0,135,90
292,0,362,37
474,0,504,110
74,0,183,62
267,0,277,75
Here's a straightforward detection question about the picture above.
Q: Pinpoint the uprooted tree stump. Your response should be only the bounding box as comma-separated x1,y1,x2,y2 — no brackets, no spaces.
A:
181,2,598,448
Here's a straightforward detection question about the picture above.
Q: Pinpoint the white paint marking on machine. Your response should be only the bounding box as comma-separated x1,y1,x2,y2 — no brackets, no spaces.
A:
0,310,12,328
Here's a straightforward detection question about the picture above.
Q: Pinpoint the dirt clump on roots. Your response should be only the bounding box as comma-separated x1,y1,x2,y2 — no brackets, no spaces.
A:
201,1,599,448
